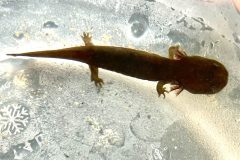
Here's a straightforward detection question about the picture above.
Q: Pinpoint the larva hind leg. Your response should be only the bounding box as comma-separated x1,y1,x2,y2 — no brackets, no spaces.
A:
81,32,104,88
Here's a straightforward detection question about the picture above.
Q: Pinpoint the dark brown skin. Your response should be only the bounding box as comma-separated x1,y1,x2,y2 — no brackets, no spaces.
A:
7,32,228,98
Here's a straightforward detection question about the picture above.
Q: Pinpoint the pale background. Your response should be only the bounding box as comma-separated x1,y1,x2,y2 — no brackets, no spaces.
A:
0,0,240,159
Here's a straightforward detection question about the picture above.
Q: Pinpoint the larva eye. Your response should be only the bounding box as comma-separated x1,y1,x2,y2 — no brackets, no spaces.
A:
213,62,220,68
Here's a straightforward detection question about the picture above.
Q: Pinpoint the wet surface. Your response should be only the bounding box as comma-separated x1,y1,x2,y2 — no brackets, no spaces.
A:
0,0,240,160
128,13,149,38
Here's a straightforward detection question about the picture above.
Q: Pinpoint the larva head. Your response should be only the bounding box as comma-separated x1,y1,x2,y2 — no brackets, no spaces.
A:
180,56,228,94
